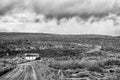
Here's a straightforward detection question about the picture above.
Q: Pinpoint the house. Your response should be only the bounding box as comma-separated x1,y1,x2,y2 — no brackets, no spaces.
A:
25,53,39,60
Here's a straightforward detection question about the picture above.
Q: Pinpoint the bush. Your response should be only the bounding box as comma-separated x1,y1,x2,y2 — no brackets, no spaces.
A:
104,59,120,66
49,61,82,70
0,67,13,76
49,59,107,74
49,60,105,71
87,65,104,73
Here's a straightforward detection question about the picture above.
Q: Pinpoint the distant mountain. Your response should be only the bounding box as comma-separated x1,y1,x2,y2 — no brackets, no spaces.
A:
0,32,114,41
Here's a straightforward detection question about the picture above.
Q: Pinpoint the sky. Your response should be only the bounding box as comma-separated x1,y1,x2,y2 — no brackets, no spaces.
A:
0,0,120,36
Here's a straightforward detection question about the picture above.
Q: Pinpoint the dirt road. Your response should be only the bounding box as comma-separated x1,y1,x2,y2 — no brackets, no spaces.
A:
0,62,39,80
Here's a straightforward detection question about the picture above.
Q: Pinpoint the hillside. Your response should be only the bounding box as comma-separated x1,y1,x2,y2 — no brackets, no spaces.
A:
0,32,120,57
1,33,120,80
0,32,113,40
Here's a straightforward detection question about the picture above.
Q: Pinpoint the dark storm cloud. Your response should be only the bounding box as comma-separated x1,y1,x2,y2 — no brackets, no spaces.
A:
38,12,109,20
32,0,120,19
0,0,18,15
1,0,120,19
0,4,15,15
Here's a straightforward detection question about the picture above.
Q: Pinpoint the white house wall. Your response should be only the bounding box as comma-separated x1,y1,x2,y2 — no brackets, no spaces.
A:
25,57,37,60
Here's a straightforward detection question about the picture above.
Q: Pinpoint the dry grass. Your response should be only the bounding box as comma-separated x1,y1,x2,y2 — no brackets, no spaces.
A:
49,60,82,70
103,59,120,66
0,60,16,77
49,59,105,73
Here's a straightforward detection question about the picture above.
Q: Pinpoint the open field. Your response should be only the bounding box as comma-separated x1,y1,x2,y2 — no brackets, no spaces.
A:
0,33,120,80
1,57,120,80
49,58,120,80
0,59,16,77
0,60,59,80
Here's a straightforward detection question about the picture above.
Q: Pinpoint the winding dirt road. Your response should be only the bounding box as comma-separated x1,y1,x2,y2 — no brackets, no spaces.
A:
0,62,39,80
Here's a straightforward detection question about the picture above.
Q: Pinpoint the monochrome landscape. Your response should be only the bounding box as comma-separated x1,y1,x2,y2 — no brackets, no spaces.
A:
0,0,120,80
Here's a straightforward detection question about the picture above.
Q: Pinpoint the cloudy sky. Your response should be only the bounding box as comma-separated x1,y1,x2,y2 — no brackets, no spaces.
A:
0,0,120,36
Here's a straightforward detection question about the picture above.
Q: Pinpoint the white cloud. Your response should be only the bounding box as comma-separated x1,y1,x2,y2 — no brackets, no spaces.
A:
0,14,120,36
0,0,120,36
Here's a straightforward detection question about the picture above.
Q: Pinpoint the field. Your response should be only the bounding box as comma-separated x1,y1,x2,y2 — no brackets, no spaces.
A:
49,58,120,80
0,59,16,77
0,33,120,80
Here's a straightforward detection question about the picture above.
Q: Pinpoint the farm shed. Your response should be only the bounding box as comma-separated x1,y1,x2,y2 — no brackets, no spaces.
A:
25,53,39,60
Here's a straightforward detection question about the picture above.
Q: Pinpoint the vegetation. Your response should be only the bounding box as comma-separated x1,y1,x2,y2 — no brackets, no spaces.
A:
0,60,16,76
0,33,120,57
49,60,105,72
0,33,120,79
104,59,120,66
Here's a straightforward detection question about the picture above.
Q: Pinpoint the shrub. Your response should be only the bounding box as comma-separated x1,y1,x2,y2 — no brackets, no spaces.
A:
87,65,104,73
0,67,13,76
104,59,120,66
49,61,82,70
49,59,105,73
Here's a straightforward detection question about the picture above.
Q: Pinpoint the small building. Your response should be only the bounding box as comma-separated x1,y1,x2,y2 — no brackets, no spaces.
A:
25,53,39,60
